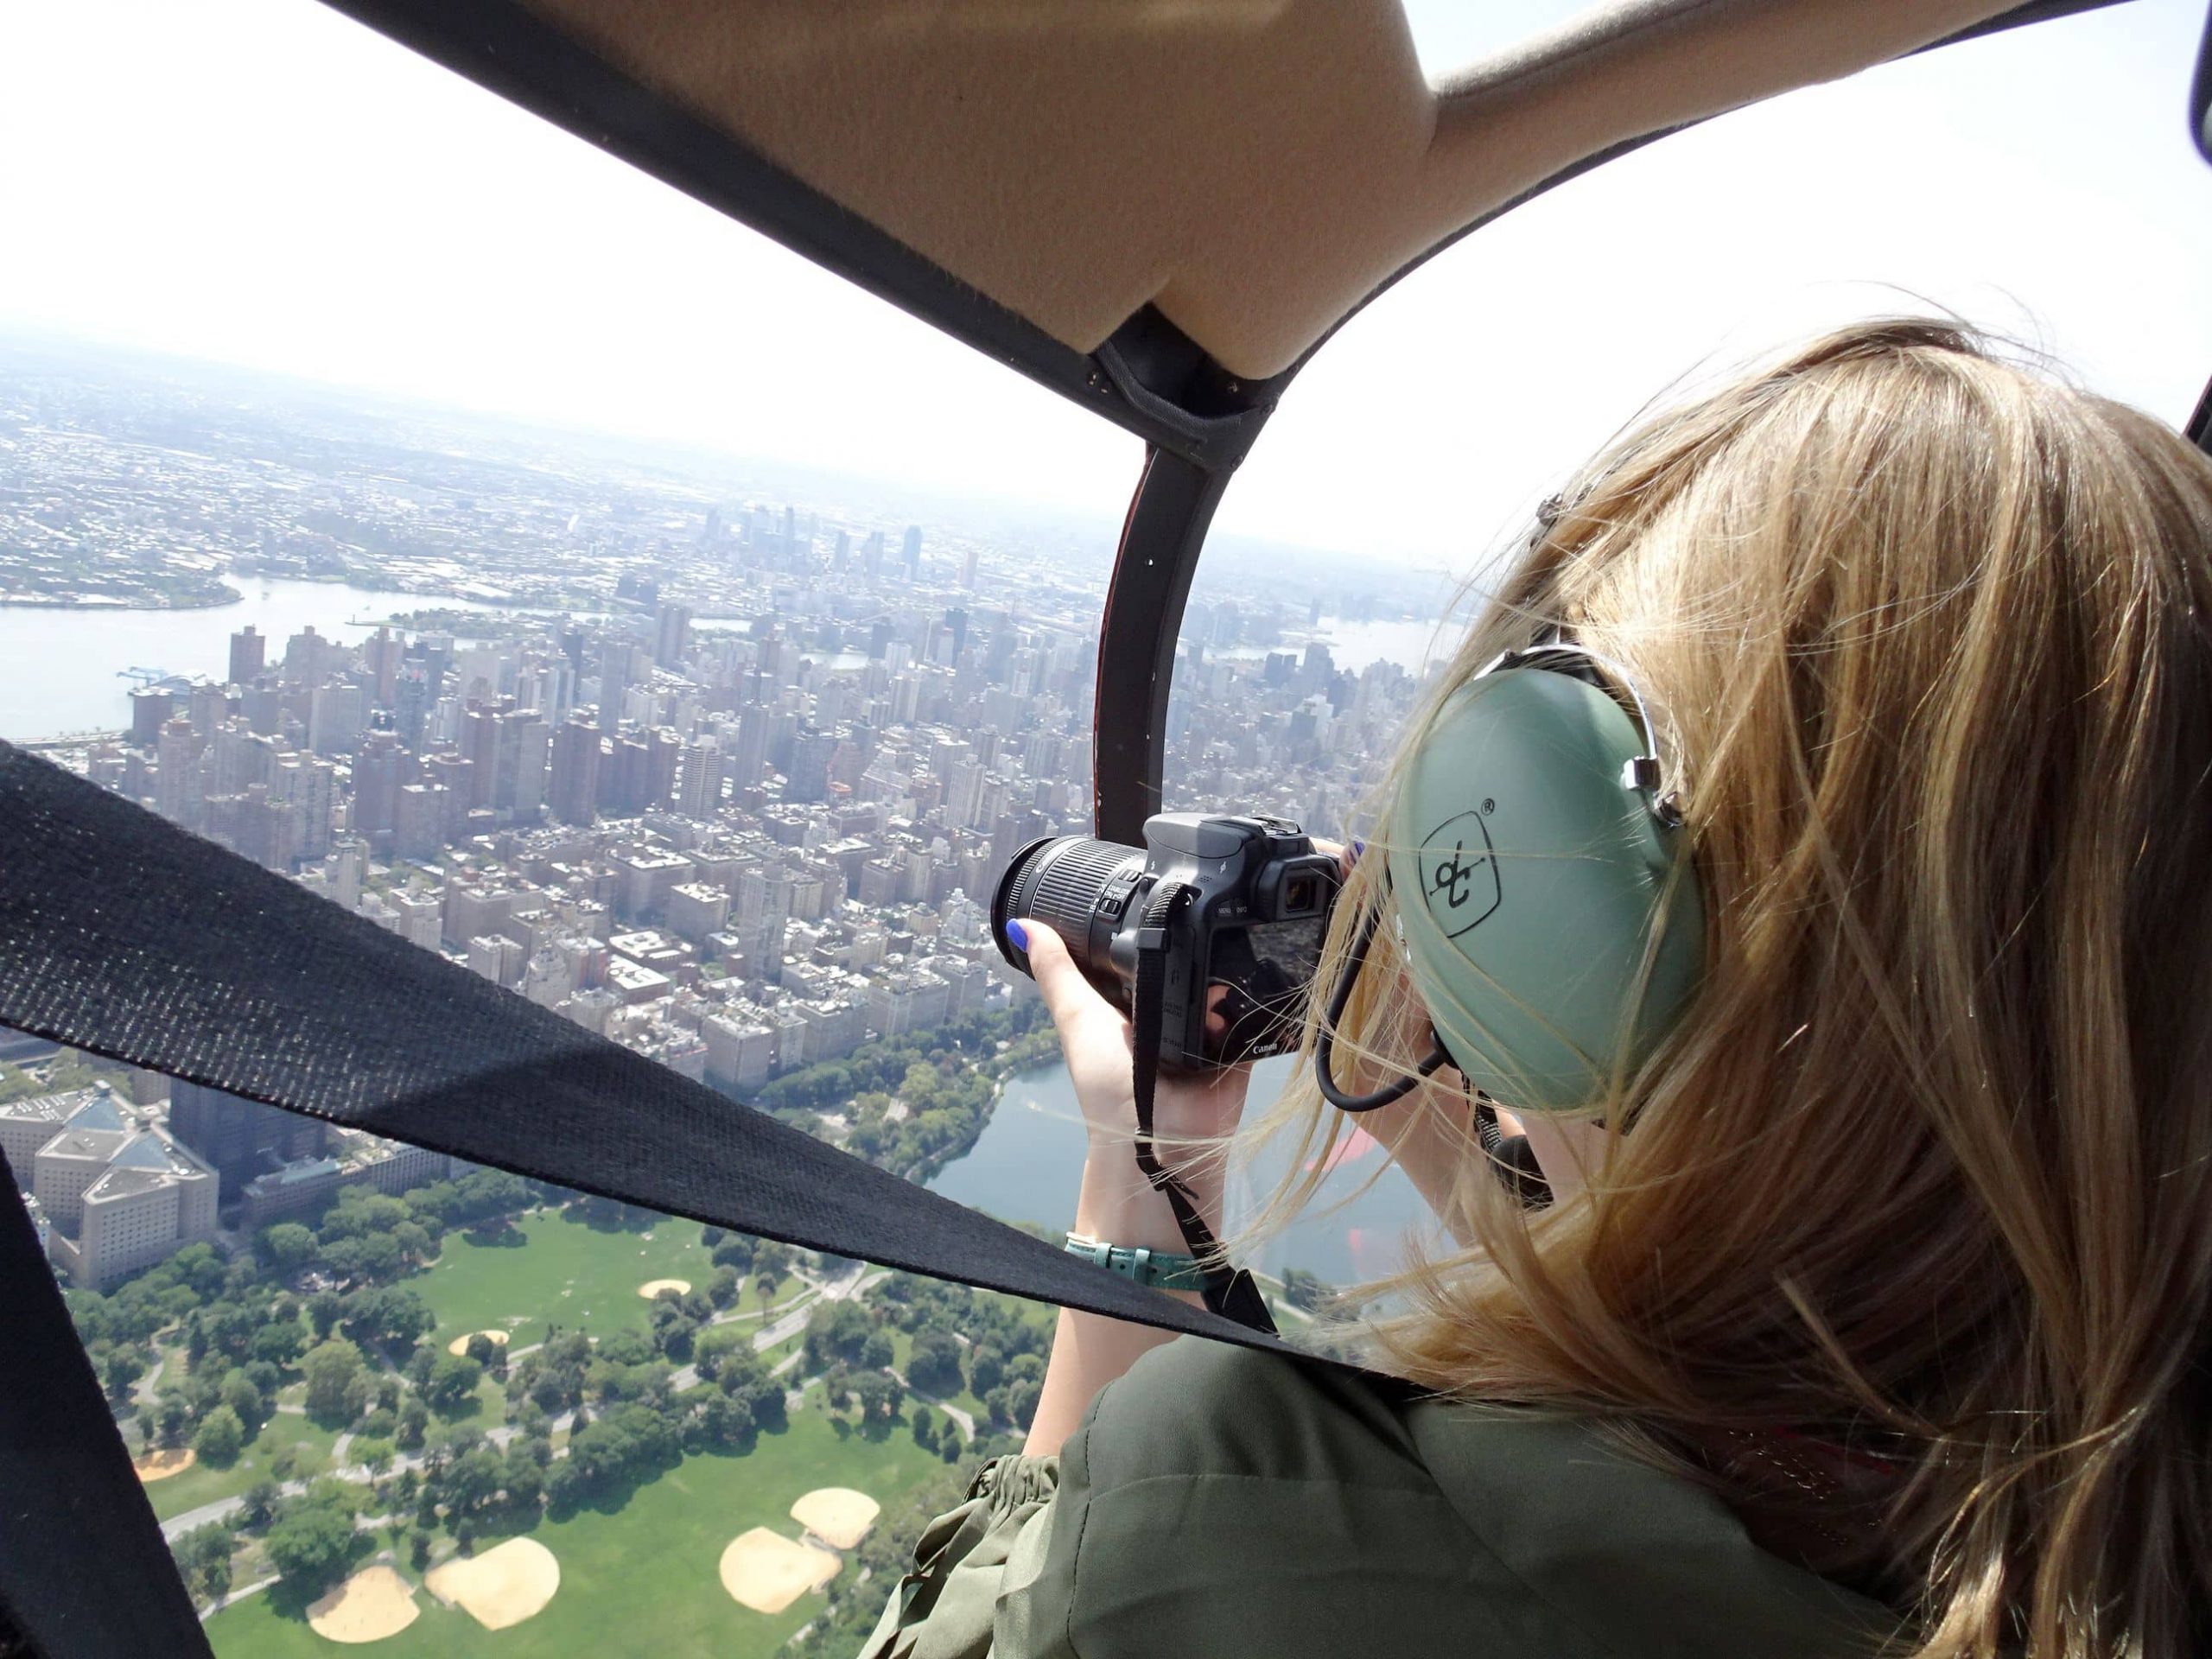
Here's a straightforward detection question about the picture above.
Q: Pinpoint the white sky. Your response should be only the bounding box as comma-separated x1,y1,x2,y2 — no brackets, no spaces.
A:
3,0,2208,573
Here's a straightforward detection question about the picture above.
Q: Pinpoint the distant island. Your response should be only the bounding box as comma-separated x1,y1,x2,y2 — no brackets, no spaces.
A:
0,573,243,609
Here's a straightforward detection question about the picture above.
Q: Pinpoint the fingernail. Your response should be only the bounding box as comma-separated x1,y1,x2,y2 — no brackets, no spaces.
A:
1004,918,1029,950
1351,839,1365,859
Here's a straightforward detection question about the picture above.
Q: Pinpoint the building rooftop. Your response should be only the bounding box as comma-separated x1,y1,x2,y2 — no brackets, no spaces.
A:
0,1084,124,1135
41,1127,132,1164
74,1130,214,1211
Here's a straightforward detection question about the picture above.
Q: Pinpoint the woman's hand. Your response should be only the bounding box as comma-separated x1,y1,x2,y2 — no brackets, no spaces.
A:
1014,920,1250,1217
1014,918,1252,1455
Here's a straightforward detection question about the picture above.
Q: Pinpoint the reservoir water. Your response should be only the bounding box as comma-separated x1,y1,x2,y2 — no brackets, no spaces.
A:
927,1054,1436,1288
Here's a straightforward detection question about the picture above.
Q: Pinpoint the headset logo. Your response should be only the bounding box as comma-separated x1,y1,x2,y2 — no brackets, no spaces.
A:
1419,808,1502,938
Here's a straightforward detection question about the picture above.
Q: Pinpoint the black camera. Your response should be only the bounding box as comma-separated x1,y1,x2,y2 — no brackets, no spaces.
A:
992,814,1341,1070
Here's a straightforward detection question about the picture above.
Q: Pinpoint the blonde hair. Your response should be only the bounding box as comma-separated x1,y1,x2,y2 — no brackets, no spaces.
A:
1247,319,2212,1656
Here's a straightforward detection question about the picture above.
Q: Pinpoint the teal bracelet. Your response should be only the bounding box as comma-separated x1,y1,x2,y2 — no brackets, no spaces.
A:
1064,1230,1207,1293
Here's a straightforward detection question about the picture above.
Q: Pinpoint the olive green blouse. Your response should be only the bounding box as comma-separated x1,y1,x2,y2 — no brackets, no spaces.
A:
858,1337,1895,1659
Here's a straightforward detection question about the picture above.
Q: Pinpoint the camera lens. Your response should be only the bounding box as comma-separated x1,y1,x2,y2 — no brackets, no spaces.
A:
993,836,1146,976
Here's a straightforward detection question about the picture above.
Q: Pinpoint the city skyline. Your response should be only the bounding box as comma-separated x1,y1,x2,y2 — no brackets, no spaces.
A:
4,1,2207,567
2,334,1421,1123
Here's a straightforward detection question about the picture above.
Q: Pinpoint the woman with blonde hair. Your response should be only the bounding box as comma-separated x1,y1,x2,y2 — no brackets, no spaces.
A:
861,319,2212,1658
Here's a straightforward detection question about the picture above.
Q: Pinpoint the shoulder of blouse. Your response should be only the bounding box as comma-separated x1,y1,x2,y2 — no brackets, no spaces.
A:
997,1336,1898,1659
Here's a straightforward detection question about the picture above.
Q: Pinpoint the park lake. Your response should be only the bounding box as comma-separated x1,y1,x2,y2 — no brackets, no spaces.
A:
927,1054,1436,1289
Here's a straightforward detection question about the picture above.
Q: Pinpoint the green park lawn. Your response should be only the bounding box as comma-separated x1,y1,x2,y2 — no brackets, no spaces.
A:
203,1408,945,1659
147,1408,330,1524
416,1208,717,1352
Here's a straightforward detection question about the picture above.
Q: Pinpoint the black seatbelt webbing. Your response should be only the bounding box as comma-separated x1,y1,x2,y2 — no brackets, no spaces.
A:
0,1152,214,1659
0,742,1300,1351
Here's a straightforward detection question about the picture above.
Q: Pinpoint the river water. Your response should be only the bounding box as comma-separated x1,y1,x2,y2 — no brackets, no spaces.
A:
0,587,1458,745
1217,615,1467,678
927,1055,1435,1288
0,578,535,742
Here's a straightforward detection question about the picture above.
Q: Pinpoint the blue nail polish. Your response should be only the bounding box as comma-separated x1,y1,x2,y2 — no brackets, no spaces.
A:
1351,838,1366,859
1004,918,1029,950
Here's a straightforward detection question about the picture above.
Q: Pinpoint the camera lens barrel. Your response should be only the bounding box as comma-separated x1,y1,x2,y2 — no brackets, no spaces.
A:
993,835,1146,978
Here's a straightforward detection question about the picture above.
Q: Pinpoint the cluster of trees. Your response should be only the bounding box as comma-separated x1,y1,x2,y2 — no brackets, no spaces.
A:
172,1521,238,1605
253,1169,536,1291
874,1272,1052,1433
169,1472,371,1605
703,1227,794,1311
62,1243,317,1469
0,1052,135,1107
749,1002,1048,1115
261,1479,368,1598
743,1002,1057,1179
407,1426,548,1550
64,1168,547,1493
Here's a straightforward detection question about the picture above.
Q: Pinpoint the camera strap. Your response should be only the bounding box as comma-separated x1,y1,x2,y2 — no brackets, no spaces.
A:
1129,880,1278,1334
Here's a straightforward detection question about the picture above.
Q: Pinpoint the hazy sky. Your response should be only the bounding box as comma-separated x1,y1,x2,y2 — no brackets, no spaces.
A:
3,0,2208,574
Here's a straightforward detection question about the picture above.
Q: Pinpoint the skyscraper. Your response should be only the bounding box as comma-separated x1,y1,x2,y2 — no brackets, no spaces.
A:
130,686,176,749
505,708,550,818
647,729,681,810
729,703,774,796
227,625,265,686
462,702,500,809
675,738,724,818
283,626,336,684
902,524,923,582
272,752,337,861
168,1079,327,1195
394,781,447,861
785,727,836,804
308,681,365,755
155,716,201,826
393,658,432,752
362,626,403,706
655,602,694,671
960,543,979,590
352,726,410,850
598,640,633,715
422,753,475,838
550,716,602,827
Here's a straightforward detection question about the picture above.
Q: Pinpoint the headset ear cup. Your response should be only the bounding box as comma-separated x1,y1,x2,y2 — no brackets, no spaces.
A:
1387,667,1704,1114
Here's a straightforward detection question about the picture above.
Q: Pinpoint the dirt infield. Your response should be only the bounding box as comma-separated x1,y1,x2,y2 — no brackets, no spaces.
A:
790,1487,881,1551
306,1566,420,1643
424,1536,559,1630
445,1328,512,1358
636,1277,692,1300
132,1446,196,1483
717,1529,842,1615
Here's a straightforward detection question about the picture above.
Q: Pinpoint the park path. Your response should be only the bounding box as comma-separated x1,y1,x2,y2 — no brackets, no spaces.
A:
130,1348,168,1410
197,1573,277,1621
161,1405,583,1544
887,1369,976,1441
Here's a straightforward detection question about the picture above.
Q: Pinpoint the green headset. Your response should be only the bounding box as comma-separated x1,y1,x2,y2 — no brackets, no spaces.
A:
1313,631,1706,1120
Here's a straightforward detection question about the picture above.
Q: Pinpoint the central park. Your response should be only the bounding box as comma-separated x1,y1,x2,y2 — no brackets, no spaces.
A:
54,1007,1084,1658
120,1192,1054,1659
50,1001,1345,1656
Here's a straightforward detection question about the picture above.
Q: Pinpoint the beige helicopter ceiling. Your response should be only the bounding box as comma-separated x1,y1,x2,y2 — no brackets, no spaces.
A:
516,0,2023,381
